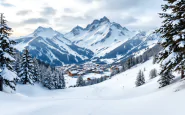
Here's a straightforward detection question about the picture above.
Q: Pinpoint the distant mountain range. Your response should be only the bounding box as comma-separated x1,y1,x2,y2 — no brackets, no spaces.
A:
14,16,160,66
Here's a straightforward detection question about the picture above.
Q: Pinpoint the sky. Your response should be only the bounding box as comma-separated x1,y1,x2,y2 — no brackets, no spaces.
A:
0,0,164,37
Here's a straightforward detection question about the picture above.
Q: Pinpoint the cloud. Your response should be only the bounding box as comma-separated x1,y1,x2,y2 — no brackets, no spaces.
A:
81,0,163,30
61,15,92,22
77,0,94,3
64,8,74,13
120,16,138,25
54,15,93,32
7,22,22,28
22,18,49,24
55,15,93,26
40,7,56,16
99,0,161,11
0,0,14,7
2,0,164,36
16,10,32,16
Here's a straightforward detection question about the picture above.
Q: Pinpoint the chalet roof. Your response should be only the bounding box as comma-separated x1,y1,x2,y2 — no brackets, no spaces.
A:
70,70,79,74
78,71,85,75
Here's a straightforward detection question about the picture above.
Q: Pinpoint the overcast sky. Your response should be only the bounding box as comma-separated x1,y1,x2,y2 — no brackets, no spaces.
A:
0,0,164,37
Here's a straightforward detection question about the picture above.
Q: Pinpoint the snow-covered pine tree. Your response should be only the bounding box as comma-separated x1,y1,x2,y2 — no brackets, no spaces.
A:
158,67,174,88
139,55,143,63
19,48,34,84
48,72,55,89
33,58,39,83
149,68,157,79
39,65,46,83
156,0,185,79
53,71,59,89
76,76,84,87
14,53,21,79
43,67,55,89
42,67,51,88
57,71,65,89
135,70,145,87
100,76,104,82
0,13,17,91
153,55,157,64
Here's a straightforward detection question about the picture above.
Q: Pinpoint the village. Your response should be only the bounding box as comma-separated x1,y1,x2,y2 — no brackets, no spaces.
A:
57,62,123,87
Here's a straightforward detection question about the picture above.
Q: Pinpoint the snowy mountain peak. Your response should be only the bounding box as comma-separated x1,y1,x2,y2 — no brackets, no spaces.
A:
85,16,110,31
33,26,62,38
15,16,160,66
112,22,128,31
99,16,110,23
70,25,84,36
34,26,53,33
74,25,84,30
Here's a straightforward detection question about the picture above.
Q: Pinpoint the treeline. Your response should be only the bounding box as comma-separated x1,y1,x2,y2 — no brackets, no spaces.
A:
110,44,162,77
14,49,65,90
69,75,108,88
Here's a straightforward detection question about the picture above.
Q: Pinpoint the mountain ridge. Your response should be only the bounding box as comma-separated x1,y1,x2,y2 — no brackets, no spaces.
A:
14,16,160,66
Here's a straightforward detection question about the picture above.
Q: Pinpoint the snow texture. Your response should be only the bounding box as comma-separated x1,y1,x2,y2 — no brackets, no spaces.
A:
0,59,185,115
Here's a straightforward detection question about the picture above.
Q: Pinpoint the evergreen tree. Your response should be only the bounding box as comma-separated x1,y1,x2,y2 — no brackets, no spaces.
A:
19,48,34,84
43,67,56,89
39,65,46,83
158,69,174,88
149,69,158,79
135,70,145,87
14,53,21,74
0,13,17,91
53,71,59,89
57,71,65,89
14,53,21,81
49,72,56,89
156,0,185,79
33,58,39,83
100,76,104,82
43,67,51,88
76,76,84,87
153,55,157,64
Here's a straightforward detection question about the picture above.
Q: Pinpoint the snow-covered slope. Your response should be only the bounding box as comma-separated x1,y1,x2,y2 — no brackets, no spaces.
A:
15,27,94,66
1,58,185,115
103,30,161,62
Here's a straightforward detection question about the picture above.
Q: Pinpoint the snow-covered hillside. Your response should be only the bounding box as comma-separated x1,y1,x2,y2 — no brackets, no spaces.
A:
15,26,94,66
1,58,185,115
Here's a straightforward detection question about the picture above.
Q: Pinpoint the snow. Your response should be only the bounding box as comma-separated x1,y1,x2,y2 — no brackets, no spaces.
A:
178,41,185,48
162,52,177,66
3,53,15,61
173,35,180,41
64,72,111,87
100,58,115,64
15,26,89,64
65,17,134,57
70,70,78,74
0,66,17,81
33,26,60,39
82,72,110,80
1,58,185,115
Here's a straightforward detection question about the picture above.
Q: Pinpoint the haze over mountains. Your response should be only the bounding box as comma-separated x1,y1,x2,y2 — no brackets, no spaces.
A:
15,16,160,66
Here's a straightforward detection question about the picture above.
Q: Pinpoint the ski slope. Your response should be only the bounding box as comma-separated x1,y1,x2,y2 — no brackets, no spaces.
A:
0,59,185,115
